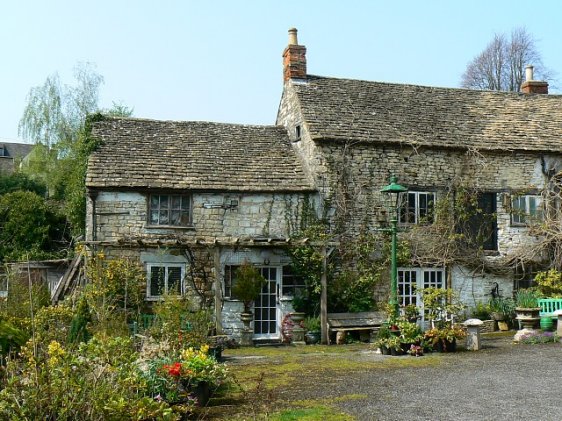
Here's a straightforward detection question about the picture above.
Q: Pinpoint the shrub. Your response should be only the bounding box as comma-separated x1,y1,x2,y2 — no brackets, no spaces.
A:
0,335,175,420
84,252,146,336
534,269,562,298
0,191,70,262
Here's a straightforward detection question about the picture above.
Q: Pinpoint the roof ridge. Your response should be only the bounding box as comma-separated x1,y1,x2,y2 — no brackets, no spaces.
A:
100,116,283,129
305,74,562,98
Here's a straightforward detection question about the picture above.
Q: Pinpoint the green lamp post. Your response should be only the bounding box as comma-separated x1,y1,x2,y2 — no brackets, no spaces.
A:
380,175,408,317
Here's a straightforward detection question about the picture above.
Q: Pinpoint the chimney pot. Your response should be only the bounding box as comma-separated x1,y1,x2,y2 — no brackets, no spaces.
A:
288,28,298,45
525,65,534,82
521,64,548,94
282,28,307,82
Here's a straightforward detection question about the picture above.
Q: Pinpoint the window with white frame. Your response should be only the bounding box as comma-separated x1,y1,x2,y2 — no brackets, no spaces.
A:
399,191,435,225
148,194,192,226
398,267,445,308
146,263,185,299
511,195,542,225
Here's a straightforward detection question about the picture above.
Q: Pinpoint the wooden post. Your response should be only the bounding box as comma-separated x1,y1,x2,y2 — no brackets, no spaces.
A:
320,246,328,344
214,246,223,334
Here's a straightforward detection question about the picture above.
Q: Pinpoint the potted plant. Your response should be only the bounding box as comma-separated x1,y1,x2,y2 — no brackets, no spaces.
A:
489,297,515,330
397,320,423,353
402,304,420,323
514,289,541,330
386,336,403,356
374,325,392,355
424,326,466,352
231,261,267,328
303,316,321,344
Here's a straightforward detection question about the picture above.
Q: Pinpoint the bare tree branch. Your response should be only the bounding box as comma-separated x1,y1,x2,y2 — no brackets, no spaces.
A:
461,27,555,92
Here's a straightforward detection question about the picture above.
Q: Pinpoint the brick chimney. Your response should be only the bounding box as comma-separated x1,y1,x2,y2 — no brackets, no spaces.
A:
283,28,307,82
521,65,548,94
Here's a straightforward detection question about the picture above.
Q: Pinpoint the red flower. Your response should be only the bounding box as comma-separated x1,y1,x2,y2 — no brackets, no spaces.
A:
164,362,182,377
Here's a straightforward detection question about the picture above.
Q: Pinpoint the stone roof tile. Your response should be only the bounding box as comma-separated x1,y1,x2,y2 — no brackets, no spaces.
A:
293,75,562,152
86,118,314,192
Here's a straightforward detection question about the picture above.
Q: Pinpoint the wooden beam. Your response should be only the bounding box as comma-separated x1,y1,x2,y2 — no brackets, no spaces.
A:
214,246,223,334
320,246,328,345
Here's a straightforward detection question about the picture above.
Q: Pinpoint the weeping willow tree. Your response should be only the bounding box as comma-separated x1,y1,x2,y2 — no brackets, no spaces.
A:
18,62,133,235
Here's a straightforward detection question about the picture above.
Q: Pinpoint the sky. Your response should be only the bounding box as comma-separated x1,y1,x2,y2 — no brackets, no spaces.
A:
2,0,562,143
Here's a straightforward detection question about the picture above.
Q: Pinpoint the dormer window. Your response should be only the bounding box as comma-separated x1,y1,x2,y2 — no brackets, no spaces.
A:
295,125,301,140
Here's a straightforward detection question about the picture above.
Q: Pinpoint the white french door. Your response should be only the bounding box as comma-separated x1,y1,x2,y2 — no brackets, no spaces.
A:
398,267,445,323
253,267,280,339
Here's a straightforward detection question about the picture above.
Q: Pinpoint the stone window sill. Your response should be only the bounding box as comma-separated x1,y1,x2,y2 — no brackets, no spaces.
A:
146,225,195,230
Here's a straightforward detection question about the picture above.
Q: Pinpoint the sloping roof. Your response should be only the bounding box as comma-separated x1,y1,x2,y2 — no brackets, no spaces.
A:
86,118,314,192
292,75,562,152
0,142,33,158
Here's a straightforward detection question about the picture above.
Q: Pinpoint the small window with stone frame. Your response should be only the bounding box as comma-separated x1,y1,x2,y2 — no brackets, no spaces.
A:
511,194,543,226
148,193,192,227
146,264,185,300
399,191,436,225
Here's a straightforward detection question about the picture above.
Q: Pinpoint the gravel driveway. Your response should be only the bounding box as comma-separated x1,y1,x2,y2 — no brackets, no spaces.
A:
317,335,562,420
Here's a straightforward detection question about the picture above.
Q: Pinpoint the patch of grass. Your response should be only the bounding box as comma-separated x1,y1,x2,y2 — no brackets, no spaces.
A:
269,406,354,421
215,344,443,419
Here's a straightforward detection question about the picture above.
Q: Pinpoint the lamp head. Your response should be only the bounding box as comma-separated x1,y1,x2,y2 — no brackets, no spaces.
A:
380,176,408,195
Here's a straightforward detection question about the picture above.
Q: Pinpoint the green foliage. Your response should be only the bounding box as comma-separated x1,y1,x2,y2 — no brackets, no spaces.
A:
420,287,465,328
0,191,70,262
0,172,47,196
329,231,410,313
515,288,540,308
0,319,28,355
0,335,176,420
488,296,515,318
303,316,321,332
33,304,74,345
150,294,213,353
329,271,378,313
83,251,146,338
19,63,132,236
231,261,267,312
471,302,491,320
0,272,50,333
68,296,92,345
534,269,562,298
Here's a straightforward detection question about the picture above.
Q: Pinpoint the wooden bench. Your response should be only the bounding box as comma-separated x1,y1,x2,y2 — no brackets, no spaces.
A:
538,298,562,319
327,311,386,344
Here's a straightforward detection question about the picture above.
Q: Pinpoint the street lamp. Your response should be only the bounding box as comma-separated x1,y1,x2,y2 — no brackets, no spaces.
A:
380,175,408,317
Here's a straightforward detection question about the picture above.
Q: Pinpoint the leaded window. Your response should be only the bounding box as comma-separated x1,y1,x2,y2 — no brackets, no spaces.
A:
149,194,191,226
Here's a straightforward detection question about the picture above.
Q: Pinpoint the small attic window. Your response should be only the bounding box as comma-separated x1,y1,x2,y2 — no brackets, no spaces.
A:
295,125,301,140
0,146,5,157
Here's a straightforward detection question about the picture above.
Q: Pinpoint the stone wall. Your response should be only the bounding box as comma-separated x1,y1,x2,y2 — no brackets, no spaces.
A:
278,80,562,309
87,190,319,243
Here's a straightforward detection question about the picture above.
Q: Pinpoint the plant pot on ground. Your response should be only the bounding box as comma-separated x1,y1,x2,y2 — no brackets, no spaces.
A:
303,316,321,344
514,289,541,330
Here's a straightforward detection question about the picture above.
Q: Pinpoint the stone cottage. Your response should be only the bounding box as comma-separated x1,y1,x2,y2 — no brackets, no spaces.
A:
85,28,562,341
0,141,33,174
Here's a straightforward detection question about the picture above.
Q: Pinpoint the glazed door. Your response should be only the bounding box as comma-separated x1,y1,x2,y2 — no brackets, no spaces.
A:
253,267,280,339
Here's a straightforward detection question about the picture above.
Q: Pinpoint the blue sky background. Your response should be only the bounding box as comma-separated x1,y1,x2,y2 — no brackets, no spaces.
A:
2,0,561,142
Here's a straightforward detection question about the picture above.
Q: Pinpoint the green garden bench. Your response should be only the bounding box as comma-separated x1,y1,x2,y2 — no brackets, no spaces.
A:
129,314,192,336
538,298,562,320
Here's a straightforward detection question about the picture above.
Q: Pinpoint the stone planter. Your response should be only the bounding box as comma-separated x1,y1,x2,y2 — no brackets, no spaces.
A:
514,307,541,342
290,312,306,345
240,312,254,347
515,307,541,330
